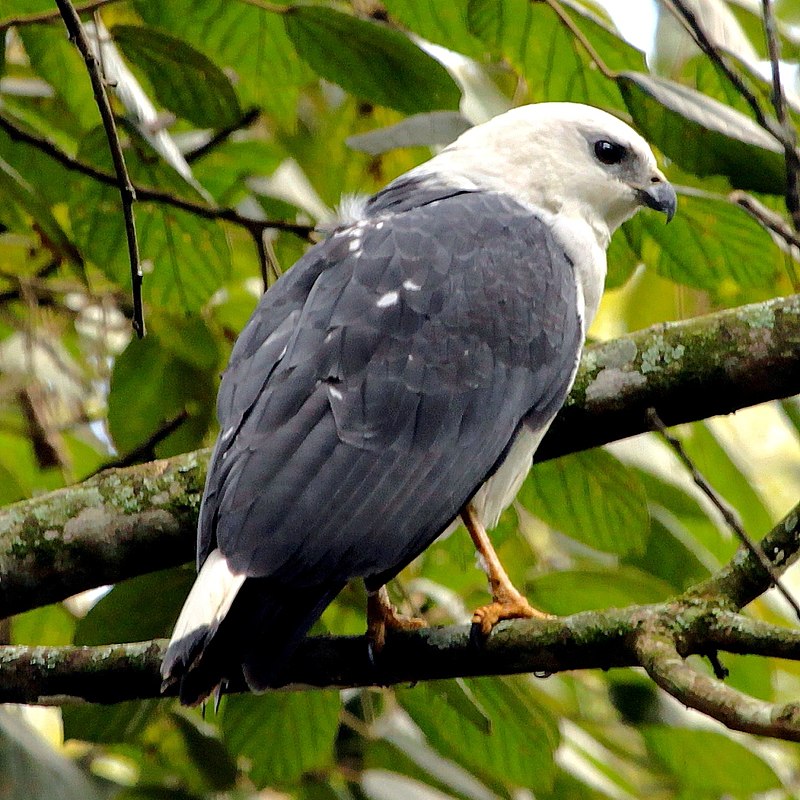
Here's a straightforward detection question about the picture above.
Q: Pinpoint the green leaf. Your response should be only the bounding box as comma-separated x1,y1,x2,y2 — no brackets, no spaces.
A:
12,604,76,646
63,699,164,744
74,568,195,645
426,678,492,735
618,72,786,194
220,691,340,788
0,157,82,268
519,449,650,555
382,0,484,58
777,0,800,24
467,0,644,109
189,140,284,203
346,111,472,155
112,25,243,128
636,192,786,295
396,677,559,792
0,709,105,800
0,110,80,206
169,712,238,791
642,726,781,797
284,6,461,114
107,333,216,458
132,0,311,124
527,567,676,615
69,127,230,312
623,517,709,592
18,26,97,132
635,468,734,566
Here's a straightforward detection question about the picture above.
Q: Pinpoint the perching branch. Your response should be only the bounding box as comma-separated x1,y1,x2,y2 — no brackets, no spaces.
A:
1,295,799,620
55,0,145,337
3,297,800,739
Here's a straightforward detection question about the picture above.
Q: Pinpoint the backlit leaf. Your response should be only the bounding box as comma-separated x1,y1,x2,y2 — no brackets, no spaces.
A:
112,25,243,128
284,6,461,114
519,449,650,555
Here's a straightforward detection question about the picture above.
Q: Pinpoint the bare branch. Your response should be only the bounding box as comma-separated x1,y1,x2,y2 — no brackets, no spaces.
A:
184,108,261,164
55,0,145,337
0,111,314,240
636,623,800,741
1,297,799,619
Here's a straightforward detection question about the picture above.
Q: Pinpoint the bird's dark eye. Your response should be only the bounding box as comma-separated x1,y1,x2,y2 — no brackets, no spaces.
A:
594,140,627,165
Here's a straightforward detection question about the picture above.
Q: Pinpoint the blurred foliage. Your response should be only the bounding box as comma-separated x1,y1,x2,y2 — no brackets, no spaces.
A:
2,0,800,798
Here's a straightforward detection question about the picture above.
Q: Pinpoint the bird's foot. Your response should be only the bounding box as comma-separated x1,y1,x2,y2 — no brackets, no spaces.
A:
367,586,425,654
471,585,550,637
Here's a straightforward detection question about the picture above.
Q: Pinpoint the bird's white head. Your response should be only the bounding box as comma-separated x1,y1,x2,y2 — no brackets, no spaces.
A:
425,102,676,249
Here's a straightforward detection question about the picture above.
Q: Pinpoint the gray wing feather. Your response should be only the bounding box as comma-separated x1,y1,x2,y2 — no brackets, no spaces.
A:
199,189,582,587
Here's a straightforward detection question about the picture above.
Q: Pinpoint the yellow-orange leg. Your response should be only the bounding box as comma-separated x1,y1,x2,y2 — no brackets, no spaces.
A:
366,585,425,653
461,503,550,635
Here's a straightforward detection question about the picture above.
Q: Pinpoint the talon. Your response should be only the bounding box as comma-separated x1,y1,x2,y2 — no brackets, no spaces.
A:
471,594,549,636
366,585,425,655
462,504,552,637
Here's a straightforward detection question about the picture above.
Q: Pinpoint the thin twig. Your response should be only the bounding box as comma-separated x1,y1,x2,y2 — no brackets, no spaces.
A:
540,0,616,80
0,111,314,240
662,0,774,134
252,229,270,293
635,624,800,742
0,0,119,30
89,410,190,477
55,0,145,337
730,191,800,288
762,0,800,229
647,408,800,621
184,108,261,164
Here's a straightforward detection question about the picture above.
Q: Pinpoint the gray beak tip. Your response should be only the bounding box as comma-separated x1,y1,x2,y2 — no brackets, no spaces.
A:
639,181,677,223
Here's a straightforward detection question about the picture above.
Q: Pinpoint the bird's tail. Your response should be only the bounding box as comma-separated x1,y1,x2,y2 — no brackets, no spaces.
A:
161,548,342,705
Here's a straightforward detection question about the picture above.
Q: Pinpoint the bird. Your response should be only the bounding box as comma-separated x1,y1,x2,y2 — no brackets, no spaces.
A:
161,102,677,705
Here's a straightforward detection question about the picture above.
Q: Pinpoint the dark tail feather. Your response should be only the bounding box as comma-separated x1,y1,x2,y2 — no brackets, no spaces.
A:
164,578,344,706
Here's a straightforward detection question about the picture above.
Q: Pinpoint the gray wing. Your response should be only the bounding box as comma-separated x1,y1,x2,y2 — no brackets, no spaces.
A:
198,189,582,588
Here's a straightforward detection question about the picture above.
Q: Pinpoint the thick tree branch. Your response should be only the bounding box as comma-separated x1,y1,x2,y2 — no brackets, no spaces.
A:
1,296,799,619
537,292,800,458
3,594,800,706
0,451,204,618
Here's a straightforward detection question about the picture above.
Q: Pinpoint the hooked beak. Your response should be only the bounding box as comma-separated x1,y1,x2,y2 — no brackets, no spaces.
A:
636,178,677,223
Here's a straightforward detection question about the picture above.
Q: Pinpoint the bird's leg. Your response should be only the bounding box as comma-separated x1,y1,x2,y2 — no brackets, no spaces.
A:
462,503,550,635
366,585,425,653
